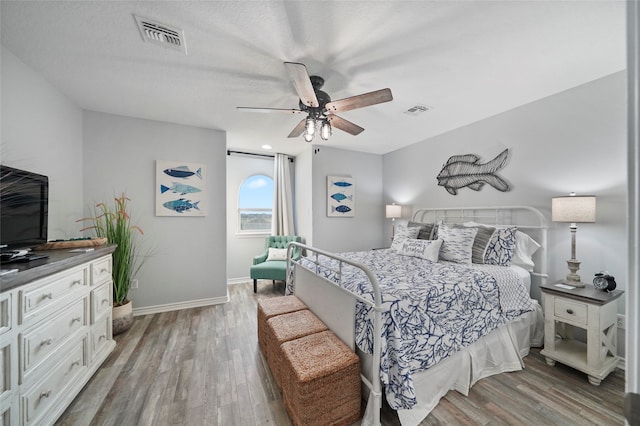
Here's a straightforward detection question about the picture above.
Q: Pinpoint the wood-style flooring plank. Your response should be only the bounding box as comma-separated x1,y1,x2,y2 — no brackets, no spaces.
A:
56,281,625,426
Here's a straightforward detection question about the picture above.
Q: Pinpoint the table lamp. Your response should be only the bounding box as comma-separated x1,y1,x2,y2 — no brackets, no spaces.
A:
552,193,596,287
386,203,402,240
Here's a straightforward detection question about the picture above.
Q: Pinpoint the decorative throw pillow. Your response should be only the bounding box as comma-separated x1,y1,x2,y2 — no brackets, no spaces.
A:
454,223,495,264
390,225,420,251
396,238,442,262
266,247,288,261
484,227,518,266
464,222,541,271
407,221,435,240
512,232,541,271
436,224,478,264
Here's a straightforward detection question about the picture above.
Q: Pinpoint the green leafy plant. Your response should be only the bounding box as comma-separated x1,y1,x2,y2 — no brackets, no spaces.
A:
78,193,149,306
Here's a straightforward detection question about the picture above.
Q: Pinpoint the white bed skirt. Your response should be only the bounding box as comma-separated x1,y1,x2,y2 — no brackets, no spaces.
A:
360,301,544,426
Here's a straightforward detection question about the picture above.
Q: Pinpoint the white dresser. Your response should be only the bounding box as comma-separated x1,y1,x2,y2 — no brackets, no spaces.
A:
0,246,116,425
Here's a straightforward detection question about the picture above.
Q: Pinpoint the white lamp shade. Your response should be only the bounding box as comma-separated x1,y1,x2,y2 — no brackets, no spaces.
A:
386,204,402,219
552,195,596,223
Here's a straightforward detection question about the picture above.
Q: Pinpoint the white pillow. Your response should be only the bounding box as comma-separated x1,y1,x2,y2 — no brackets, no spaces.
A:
436,224,477,264
464,222,541,271
390,225,421,251
266,247,288,261
396,238,442,262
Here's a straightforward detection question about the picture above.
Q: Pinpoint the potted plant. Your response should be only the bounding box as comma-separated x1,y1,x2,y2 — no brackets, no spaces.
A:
79,193,149,334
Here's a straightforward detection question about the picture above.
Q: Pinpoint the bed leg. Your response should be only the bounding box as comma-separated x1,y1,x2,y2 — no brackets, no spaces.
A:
253,279,257,293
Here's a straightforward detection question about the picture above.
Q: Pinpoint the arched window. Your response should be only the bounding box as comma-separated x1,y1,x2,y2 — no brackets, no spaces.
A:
238,174,273,233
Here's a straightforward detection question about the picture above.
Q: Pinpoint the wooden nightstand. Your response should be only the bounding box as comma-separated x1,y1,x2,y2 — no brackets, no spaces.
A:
540,281,623,385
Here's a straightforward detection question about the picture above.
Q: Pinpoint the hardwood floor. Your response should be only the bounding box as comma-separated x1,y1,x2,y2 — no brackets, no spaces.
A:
56,281,625,426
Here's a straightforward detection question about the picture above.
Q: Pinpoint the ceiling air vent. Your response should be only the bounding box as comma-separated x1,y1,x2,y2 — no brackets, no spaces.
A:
404,104,431,116
134,15,187,54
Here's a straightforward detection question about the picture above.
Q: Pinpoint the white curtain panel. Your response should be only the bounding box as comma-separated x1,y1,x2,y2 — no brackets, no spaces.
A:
271,153,295,235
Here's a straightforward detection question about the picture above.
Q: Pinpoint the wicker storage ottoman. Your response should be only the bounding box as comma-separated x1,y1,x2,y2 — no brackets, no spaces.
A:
265,310,328,387
257,296,307,355
281,331,361,426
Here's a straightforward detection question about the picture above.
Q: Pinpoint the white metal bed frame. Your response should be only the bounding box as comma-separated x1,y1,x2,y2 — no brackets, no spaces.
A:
286,205,548,426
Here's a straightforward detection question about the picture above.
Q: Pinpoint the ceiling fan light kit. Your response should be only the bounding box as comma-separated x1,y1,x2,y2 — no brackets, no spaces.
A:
237,62,393,143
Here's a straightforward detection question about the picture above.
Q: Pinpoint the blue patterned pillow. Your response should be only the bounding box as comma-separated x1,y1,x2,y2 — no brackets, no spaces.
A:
436,223,478,263
390,225,420,251
484,226,518,266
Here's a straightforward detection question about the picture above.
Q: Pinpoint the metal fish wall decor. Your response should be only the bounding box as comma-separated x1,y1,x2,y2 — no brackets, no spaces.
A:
437,149,511,195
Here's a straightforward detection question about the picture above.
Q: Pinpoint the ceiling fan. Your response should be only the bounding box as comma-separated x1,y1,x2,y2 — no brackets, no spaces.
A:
237,62,393,142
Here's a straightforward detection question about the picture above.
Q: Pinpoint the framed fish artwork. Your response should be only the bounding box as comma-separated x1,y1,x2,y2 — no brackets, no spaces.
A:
327,176,355,217
156,160,206,216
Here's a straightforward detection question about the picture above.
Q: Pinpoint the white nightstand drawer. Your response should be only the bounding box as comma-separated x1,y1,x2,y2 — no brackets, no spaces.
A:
554,298,587,325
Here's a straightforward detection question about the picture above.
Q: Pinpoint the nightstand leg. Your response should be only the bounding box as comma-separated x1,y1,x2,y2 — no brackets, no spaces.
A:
588,375,602,386
545,357,556,366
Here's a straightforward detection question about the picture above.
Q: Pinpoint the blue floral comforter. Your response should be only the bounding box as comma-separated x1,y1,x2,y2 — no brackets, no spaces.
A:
288,249,533,410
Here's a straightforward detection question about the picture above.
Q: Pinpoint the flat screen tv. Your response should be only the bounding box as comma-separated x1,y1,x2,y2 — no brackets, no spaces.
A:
0,165,49,250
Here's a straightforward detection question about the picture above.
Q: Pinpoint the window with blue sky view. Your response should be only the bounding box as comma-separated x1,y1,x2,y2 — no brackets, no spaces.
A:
239,174,273,232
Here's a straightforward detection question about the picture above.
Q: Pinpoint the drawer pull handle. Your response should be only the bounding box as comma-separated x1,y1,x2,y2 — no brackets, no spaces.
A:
71,359,81,367
100,268,108,274
566,309,574,315
42,293,53,300
71,279,82,286
39,390,51,400
99,334,107,341
102,298,110,304
71,316,82,324
40,338,53,346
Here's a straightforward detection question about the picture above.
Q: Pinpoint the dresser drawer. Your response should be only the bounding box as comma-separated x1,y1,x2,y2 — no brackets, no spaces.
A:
19,266,88,325
90,315,112,361
554,297,588,325
21,339,87,426
0,292,11,336
0,338,16,403
91,256,112,286
91,283,111,323
20,297,88,382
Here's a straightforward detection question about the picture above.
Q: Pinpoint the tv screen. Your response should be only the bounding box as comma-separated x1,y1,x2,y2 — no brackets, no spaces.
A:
0,165,49,250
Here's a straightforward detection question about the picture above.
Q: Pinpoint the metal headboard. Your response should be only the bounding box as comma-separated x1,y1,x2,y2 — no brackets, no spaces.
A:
411,205,548,283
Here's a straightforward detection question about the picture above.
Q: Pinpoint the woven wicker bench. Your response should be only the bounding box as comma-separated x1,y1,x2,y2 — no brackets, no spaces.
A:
257,296,308,356
281,330,361,426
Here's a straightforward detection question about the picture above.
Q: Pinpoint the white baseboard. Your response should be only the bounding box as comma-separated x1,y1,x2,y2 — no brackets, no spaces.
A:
227,277,251,285
132,294,229,316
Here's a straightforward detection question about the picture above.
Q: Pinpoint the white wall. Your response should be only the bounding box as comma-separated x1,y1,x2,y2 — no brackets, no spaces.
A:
384,72,626,301
226,153,274,282
311,146,384,252
1,46,84,239
82,111,227,309
383,72,627,354
294,146,314,246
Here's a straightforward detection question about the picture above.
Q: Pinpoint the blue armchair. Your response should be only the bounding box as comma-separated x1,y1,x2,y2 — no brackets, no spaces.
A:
250,235,301,293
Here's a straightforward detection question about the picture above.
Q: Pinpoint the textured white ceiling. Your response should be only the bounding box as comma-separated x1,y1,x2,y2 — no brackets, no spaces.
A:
0,1,626,155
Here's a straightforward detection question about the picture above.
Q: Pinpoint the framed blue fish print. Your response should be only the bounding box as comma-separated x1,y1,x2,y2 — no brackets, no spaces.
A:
327,176,355,217
156,160,206,216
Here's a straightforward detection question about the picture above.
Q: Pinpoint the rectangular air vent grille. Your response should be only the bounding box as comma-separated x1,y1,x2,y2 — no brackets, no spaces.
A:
134,15,187,54
404,104,431,116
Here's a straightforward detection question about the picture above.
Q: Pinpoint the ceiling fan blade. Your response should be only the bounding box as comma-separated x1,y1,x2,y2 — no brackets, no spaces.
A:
284,62,319,108
288,118,307,138
328,114,364,136
325,88,393,113
236,107,305,114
